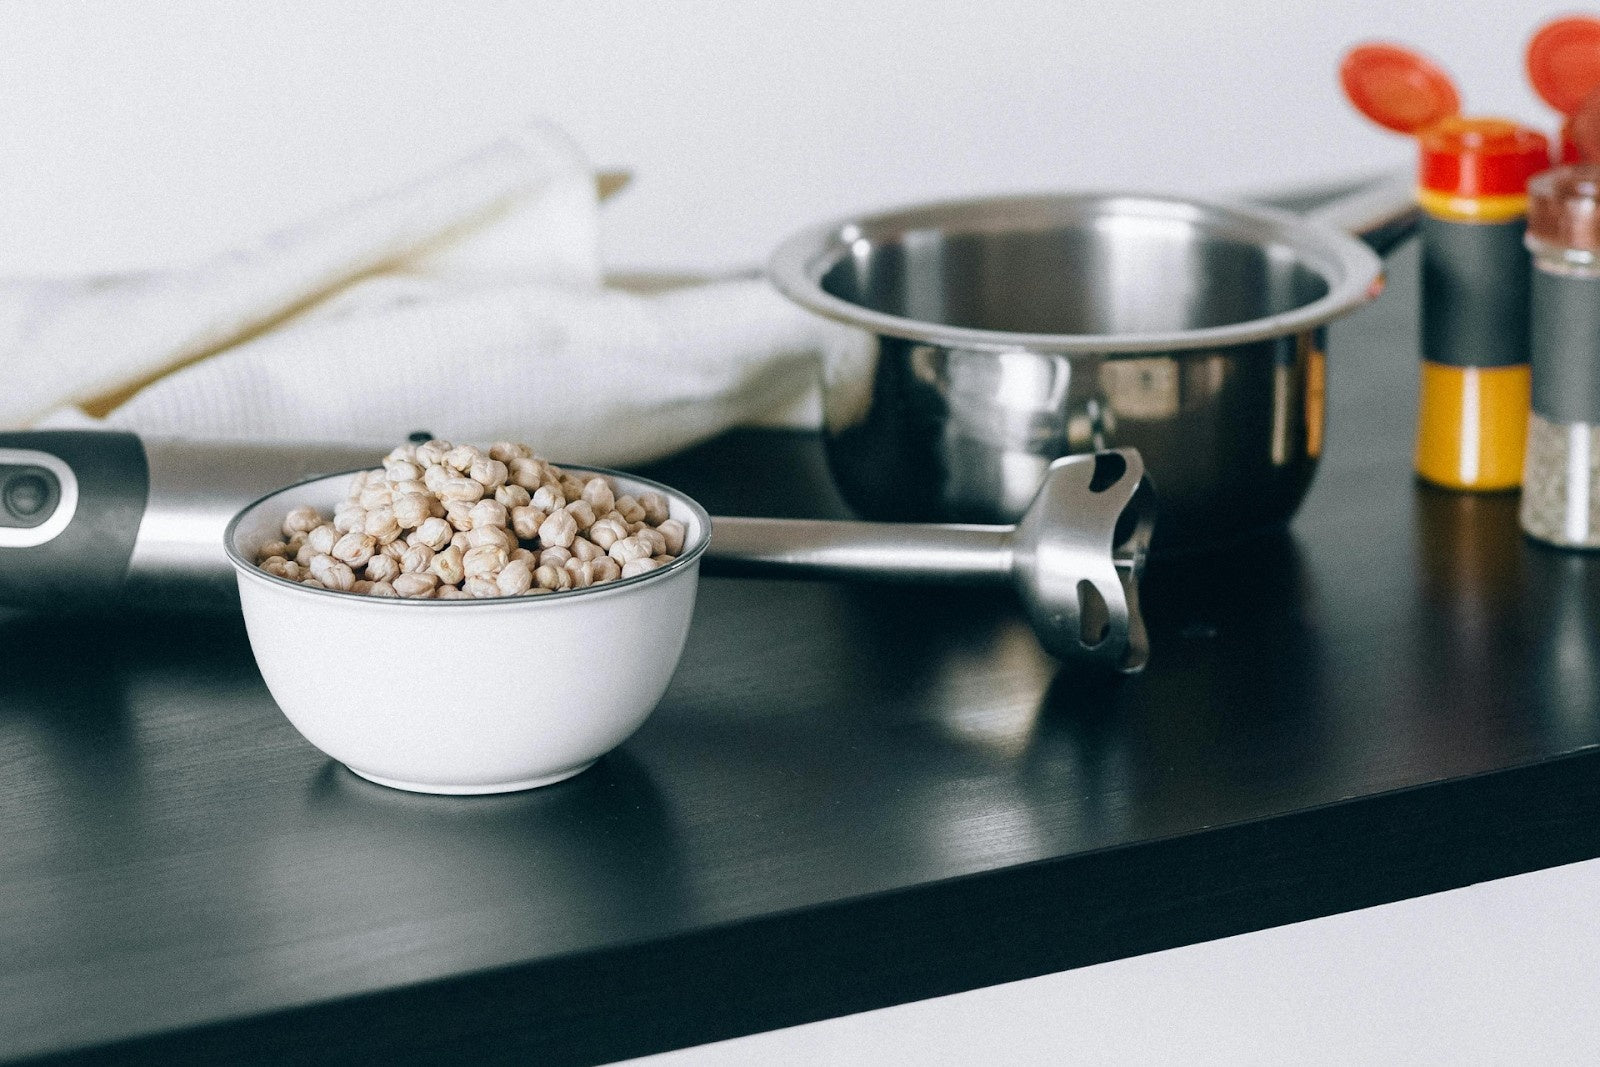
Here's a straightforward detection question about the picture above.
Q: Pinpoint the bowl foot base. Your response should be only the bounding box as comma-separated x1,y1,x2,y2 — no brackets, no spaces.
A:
346,761,597,794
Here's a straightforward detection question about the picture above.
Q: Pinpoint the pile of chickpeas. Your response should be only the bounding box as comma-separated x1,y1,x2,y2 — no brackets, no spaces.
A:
254,440,686,599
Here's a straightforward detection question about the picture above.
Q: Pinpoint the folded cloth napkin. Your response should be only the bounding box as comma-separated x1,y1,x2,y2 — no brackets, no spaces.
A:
10,120,835,465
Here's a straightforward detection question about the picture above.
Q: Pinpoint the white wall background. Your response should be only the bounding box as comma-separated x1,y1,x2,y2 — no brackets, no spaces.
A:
0,0,1584,275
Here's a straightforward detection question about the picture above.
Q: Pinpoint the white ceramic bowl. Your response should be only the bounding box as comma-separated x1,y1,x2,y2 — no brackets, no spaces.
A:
224,466,710,795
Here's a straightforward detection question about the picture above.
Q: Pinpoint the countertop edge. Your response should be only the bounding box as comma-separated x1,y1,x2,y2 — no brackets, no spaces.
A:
21,746,1600,1067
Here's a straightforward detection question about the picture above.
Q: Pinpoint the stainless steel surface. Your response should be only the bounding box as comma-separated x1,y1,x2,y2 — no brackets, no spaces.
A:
705,449,1154,672
126,439,384,609
769,178,1417,553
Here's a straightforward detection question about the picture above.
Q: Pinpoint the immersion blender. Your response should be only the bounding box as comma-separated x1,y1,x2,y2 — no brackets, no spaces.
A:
0,431,1155,672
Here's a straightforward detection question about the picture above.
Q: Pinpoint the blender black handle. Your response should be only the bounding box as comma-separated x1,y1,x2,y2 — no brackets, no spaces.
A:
0,431,150,612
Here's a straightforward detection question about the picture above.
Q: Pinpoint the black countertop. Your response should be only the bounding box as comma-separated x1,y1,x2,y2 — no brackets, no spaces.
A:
6,240,1600,1065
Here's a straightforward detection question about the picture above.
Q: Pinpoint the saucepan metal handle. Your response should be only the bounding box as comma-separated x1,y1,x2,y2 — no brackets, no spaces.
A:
1301,171,1419,256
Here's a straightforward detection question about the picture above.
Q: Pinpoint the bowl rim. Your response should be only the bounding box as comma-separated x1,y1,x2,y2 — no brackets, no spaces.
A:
223,464,712,608
766,188,1385,355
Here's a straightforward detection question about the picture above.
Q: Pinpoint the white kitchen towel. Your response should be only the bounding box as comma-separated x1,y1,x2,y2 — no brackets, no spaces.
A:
12,119,836,463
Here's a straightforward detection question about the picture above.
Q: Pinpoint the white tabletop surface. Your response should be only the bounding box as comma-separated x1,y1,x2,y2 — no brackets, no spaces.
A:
626,857,1600,1064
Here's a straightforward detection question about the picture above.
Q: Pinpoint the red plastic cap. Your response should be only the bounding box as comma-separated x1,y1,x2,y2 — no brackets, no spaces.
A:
1528,16,1600,116
1341,42,1460,134
1419,118,1552,197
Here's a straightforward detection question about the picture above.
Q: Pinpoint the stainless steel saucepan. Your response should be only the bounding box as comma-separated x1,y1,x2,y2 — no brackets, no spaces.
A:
768,176,1418,554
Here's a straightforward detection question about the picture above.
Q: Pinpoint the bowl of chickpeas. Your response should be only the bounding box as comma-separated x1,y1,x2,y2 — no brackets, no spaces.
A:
224,439,710,795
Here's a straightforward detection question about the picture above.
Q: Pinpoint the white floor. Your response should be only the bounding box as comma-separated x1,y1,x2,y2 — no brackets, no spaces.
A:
625,857,1600,1065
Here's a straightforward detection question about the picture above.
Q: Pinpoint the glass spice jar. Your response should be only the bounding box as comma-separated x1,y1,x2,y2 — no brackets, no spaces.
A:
1521,164,1600,547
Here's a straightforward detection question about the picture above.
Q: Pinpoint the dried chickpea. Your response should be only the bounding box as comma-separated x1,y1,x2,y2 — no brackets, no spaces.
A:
538,508,578,548
580,477,615,515
449,529,472,553
621,557,661,579
652,554,677,566
467,525,516,553
496,559,534,596
571,536,604,562
635,526,668,557
445,500,476,532
465,576,502,598
368,580,399,597
257,539,292,562
495,484,531,509
439,477,485,504
564,499,596,531
411,516,453,550
365,554,401,583
467,499,509,530
282,505,322,537
393,493,432,529
384,460,422,483
351,580,375,595
332,532,377,568
639,491,670,526
302,578,326,589
510,546,536,565
401,544,435,574
333,504,366,534
531,485,565,512
430,545,466,585
590,557,622,584
608,536,652,564
534,563,573,591
380,539,409,561
558,473,587,500
588,517,627,550
358,482,393,509
443,444,480,472
393,572,439,599
508,457,544,490
422,464,453,494
463,544,508,581
294,542,319,567
309,553,356,591
469,457,509,491
511,505,546,541
489,441,531,463
435,585,472,599
414,440,450,467
656,518,687,556
390,478,429,498
364,506,403,545
260,557,299,580
613,495,646,525
306,524,338,555
538,546,572,568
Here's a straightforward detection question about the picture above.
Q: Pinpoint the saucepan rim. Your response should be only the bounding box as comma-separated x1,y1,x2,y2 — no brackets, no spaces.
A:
767,189,1386,356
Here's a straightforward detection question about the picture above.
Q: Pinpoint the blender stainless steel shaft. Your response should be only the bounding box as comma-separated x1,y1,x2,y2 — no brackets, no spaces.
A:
703,449,1153,672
